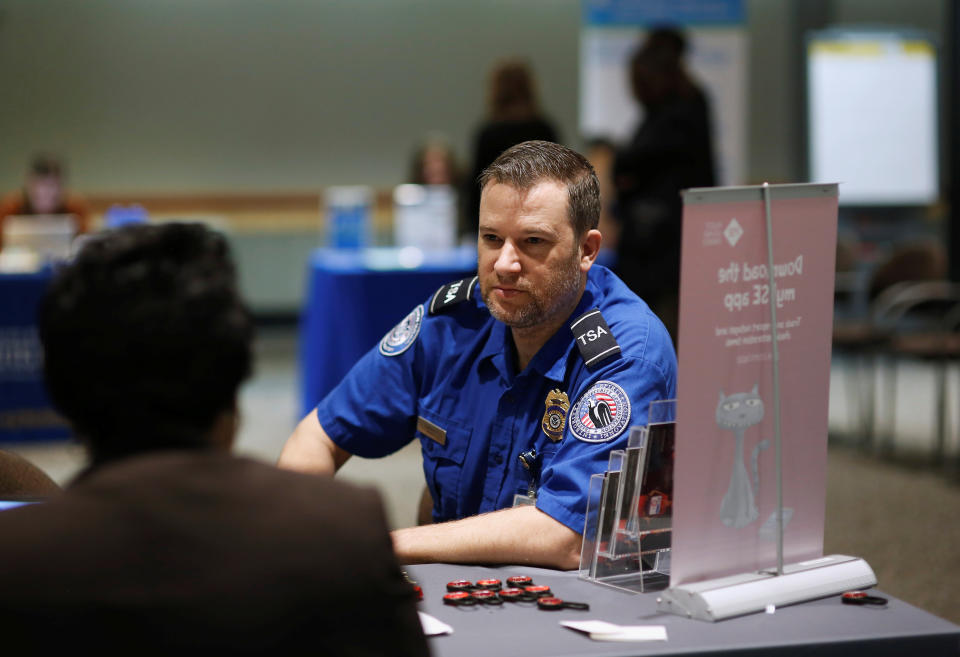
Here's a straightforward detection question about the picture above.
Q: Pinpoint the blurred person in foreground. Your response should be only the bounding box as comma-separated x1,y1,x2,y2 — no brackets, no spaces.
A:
465,59,558,238
613,27,716,344
0,155,90,250
280,141,676,570
0,223,427,656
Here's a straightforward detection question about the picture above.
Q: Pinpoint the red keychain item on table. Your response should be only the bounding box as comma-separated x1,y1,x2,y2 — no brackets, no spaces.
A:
475,578,502,591
841,591,888,606
506,575,533,587
401,571,423,601
536,597,591,611
471,590,503,605
498,587,526,601
443,591,477,606
446,580,474,592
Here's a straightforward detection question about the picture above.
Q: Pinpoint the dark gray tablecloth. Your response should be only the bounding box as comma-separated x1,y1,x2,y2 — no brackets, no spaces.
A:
407,563,959,657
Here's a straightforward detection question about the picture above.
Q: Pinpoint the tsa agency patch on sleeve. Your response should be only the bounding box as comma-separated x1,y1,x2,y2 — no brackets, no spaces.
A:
379,304,424,357
569,381,631,443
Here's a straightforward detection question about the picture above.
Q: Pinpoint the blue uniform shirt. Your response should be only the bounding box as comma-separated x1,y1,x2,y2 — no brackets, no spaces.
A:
316,265,677,534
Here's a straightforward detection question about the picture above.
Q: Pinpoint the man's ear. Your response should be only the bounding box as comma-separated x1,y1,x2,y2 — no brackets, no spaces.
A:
579,229,603,273
209,408,238,452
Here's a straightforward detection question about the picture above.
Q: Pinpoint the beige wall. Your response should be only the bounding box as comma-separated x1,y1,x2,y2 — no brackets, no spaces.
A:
0,0,581,193
0,0,947,194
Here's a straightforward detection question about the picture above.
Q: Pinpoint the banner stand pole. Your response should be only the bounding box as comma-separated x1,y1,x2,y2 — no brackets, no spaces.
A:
761,182,784,576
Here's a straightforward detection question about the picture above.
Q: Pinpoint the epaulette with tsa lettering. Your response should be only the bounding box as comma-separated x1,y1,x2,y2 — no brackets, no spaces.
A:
570,308,621,367
428,276,479,315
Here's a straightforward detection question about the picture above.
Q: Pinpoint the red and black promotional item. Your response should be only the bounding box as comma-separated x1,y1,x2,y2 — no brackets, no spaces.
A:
446,580,474,593
498,587,527,602
402,571,423,601
443,592,477,606
536,597,591,611
475,578,502,591
471,590,504,605
841,591,888,607
506,575,533,588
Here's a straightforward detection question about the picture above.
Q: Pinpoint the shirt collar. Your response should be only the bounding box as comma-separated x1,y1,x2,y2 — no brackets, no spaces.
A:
478,269,602,384
476,294,515,383
527,272,600,382
479,318,513,382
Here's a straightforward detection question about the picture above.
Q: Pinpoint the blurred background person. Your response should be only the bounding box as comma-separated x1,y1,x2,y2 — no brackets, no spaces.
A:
398,136,464,250
408,135,462,187
584,138,620,252
0,154,89,251
465,59,558,237
612,27,716,345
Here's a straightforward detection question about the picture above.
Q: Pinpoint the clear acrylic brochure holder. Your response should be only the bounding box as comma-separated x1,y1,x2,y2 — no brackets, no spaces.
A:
579,398,677,593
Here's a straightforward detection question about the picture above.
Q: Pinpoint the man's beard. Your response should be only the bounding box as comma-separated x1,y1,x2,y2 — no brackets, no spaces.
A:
482,249,583,329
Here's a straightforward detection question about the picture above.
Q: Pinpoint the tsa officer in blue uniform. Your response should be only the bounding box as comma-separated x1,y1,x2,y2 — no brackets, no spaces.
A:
279,141,676,569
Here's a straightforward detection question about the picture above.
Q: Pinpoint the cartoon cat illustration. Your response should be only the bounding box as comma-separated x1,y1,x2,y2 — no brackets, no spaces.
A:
716,385,770,529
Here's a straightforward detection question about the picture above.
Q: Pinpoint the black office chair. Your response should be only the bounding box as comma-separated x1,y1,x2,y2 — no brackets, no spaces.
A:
879,284,960,464
832,241,948,447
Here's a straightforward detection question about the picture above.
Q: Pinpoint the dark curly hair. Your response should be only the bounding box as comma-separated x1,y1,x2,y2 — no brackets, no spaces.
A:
38,223,253,463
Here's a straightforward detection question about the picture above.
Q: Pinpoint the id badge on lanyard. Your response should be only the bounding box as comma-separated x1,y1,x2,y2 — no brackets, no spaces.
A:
512,448,540,507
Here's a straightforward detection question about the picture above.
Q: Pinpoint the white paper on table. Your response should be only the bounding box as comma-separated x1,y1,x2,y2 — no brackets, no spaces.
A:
418,611,453,636
560,620,668,642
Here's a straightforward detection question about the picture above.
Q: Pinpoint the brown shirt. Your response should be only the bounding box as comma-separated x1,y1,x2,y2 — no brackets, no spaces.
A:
0,451,428,656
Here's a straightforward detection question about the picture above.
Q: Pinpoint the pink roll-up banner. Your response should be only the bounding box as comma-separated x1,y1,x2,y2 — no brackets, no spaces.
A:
671,183,838,587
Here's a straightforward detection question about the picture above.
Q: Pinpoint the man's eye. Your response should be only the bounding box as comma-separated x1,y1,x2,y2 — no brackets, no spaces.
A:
526,237,543,245
482,234,502,243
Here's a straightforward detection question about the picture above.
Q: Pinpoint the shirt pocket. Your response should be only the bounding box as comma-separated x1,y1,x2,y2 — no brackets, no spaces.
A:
416,408,473,522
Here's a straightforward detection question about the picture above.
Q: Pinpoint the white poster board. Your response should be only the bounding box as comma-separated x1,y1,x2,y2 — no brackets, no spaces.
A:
579,0,747,186
807,30,939,206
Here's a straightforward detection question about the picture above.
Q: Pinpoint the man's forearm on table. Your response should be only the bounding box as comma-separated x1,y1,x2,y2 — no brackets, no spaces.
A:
390,505,583,570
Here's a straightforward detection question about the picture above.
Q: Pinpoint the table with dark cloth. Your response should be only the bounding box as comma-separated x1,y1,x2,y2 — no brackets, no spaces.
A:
407,563,960,657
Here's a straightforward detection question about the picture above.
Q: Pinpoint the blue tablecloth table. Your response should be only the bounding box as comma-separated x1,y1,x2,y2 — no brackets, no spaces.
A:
0,269,71,441
299,248,476,416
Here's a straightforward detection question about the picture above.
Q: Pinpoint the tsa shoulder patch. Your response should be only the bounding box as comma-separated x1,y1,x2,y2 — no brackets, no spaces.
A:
570,308,621,367
429,276,478,315
569,380,631,443
379,304,424,357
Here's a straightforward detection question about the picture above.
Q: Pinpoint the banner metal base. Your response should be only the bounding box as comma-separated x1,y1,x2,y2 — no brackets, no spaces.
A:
656,554,876,621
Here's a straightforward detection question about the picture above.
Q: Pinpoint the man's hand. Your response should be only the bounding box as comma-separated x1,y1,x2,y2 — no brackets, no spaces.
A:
277,413,351,475
390,505,582,571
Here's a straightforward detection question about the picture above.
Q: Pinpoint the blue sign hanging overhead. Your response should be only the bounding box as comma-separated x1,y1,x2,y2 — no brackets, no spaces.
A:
584,0,744,27
580,0,747,184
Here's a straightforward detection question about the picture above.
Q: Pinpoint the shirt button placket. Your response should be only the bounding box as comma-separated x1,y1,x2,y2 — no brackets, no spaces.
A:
482,390,516,509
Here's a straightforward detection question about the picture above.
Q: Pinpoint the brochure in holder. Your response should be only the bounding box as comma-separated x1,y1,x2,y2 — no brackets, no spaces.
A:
580,448,637,586
579,399,677,593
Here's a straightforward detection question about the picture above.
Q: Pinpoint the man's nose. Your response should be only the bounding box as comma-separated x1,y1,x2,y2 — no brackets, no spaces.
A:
494,241,522,276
